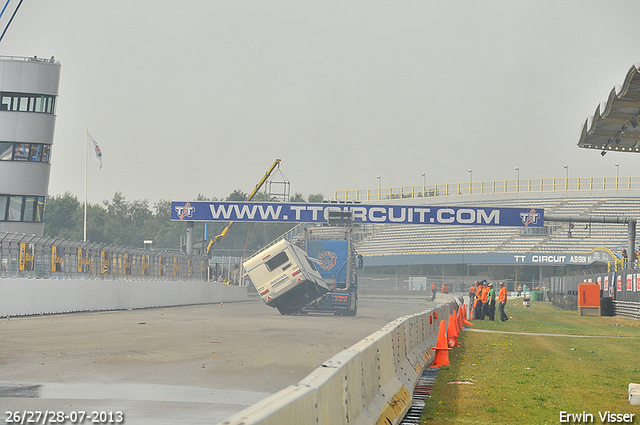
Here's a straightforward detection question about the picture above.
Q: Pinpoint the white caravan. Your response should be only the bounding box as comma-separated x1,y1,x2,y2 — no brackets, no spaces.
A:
243,239,329,314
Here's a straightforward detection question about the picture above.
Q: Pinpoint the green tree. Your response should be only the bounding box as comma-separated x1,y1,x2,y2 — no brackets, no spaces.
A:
43,192,83,240
308,193,325,202
100,192,152,247
290,192,305,202
226,190,247,201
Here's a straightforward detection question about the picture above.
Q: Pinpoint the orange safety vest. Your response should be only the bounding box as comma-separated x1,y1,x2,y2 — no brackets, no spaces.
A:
481,286,489,303
499,286,507,303
469,286,476,294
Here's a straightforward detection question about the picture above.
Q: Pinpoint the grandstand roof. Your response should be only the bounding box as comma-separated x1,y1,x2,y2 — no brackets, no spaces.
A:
578,63,640,154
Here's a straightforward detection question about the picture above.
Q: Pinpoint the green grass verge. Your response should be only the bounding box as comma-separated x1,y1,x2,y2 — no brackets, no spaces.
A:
421,299,640,424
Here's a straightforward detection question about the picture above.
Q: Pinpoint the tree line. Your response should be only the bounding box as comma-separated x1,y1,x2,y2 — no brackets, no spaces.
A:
43,190,325,254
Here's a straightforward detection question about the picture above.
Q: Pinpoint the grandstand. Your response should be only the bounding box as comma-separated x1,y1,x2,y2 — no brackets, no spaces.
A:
310,184,640,288
355,190,638,259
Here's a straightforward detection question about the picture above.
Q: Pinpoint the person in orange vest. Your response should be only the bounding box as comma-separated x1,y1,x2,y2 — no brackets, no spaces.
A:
469,282,477,306
473,282,482,320
480,281,490,320
498,281,509,322
431,282,437,301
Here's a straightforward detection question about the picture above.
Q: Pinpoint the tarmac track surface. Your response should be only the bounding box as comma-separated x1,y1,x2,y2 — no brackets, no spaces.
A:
0,294,448,424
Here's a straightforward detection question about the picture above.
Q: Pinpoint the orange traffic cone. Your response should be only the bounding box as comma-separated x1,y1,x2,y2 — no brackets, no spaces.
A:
455,308,462,332
447,313,460,347
470,300,476,320
451,309,460,336
461,304,474,326
430,319,452,367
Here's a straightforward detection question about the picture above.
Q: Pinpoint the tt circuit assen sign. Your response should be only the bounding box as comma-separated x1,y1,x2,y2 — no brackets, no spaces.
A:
171,201,543,227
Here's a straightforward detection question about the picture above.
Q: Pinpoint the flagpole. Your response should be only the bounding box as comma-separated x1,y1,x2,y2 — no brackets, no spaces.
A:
84,129,88,242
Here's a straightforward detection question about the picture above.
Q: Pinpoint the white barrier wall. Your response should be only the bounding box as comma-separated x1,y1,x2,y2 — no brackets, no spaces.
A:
0,279,247,317
219,301,456,425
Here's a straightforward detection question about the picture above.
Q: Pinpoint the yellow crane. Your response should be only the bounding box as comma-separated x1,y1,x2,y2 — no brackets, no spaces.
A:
206,159,282,257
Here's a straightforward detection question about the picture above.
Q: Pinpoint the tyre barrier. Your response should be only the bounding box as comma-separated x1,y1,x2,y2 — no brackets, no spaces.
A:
218,301,456,425
613,300,640,319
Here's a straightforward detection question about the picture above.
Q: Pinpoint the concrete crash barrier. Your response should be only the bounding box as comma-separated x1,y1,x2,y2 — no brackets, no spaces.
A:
219,300,457,425
0,279,248,317
630,383,640,405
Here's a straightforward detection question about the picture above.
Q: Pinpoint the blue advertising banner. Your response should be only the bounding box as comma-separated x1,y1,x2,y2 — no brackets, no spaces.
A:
171,201,544,227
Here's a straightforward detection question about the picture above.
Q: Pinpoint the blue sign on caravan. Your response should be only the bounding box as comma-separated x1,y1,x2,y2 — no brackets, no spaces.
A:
171,201,544,227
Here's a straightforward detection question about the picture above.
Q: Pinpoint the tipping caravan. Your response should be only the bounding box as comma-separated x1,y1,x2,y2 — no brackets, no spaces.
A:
243,239,329,314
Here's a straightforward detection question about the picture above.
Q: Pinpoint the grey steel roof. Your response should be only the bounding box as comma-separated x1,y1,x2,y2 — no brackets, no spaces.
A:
578,63,640,154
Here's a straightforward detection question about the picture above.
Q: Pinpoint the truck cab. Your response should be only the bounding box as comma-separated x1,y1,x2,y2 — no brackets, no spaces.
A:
303,228,360,316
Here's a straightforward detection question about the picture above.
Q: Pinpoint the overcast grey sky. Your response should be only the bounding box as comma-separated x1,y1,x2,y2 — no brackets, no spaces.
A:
2,1,640,204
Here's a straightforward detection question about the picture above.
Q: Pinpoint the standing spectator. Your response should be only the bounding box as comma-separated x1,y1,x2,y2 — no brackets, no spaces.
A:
481,282,490,320
498,282,509,322
517,284,523,297
487,283,496,321
474,281,484,320
469,282,477,307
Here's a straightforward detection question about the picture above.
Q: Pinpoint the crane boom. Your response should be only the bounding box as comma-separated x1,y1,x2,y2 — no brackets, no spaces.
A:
206,159,281,257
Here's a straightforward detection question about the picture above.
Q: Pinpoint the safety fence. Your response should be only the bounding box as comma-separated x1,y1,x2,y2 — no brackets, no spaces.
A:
218,300,457,425
547,269,640,321
335,176,640,201
0,232,208,281
546,267,640,303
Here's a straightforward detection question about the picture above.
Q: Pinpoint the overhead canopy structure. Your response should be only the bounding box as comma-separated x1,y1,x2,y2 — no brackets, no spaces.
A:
578,63,640,155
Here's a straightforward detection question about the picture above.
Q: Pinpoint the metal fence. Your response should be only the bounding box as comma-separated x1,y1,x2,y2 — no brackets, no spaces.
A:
335,176,640,201
0,232,208,281
545,268,640,303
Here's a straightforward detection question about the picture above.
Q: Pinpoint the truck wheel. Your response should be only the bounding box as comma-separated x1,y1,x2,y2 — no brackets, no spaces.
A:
347,296,358,316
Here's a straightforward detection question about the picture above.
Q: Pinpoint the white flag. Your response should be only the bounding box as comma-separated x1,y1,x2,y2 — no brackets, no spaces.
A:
88,132,103,170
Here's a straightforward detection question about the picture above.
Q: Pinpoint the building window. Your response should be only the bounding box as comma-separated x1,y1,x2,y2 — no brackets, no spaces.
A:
0,195,7,221
0,92,56,114
0,142,11,160
23,196,38,222
0,195,46,222
41,144,50,162
7,196,23,221
35,196,44,221
0,142,51,163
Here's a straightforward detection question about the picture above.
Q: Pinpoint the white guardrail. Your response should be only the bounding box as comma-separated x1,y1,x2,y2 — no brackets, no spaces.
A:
218,300,456,425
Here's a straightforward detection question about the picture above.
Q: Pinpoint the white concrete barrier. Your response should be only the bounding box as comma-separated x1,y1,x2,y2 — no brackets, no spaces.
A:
0,278,247,317
219,300,458,425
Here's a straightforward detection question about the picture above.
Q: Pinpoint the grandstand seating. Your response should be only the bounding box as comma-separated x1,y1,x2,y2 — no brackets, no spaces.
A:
352,191,640,258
